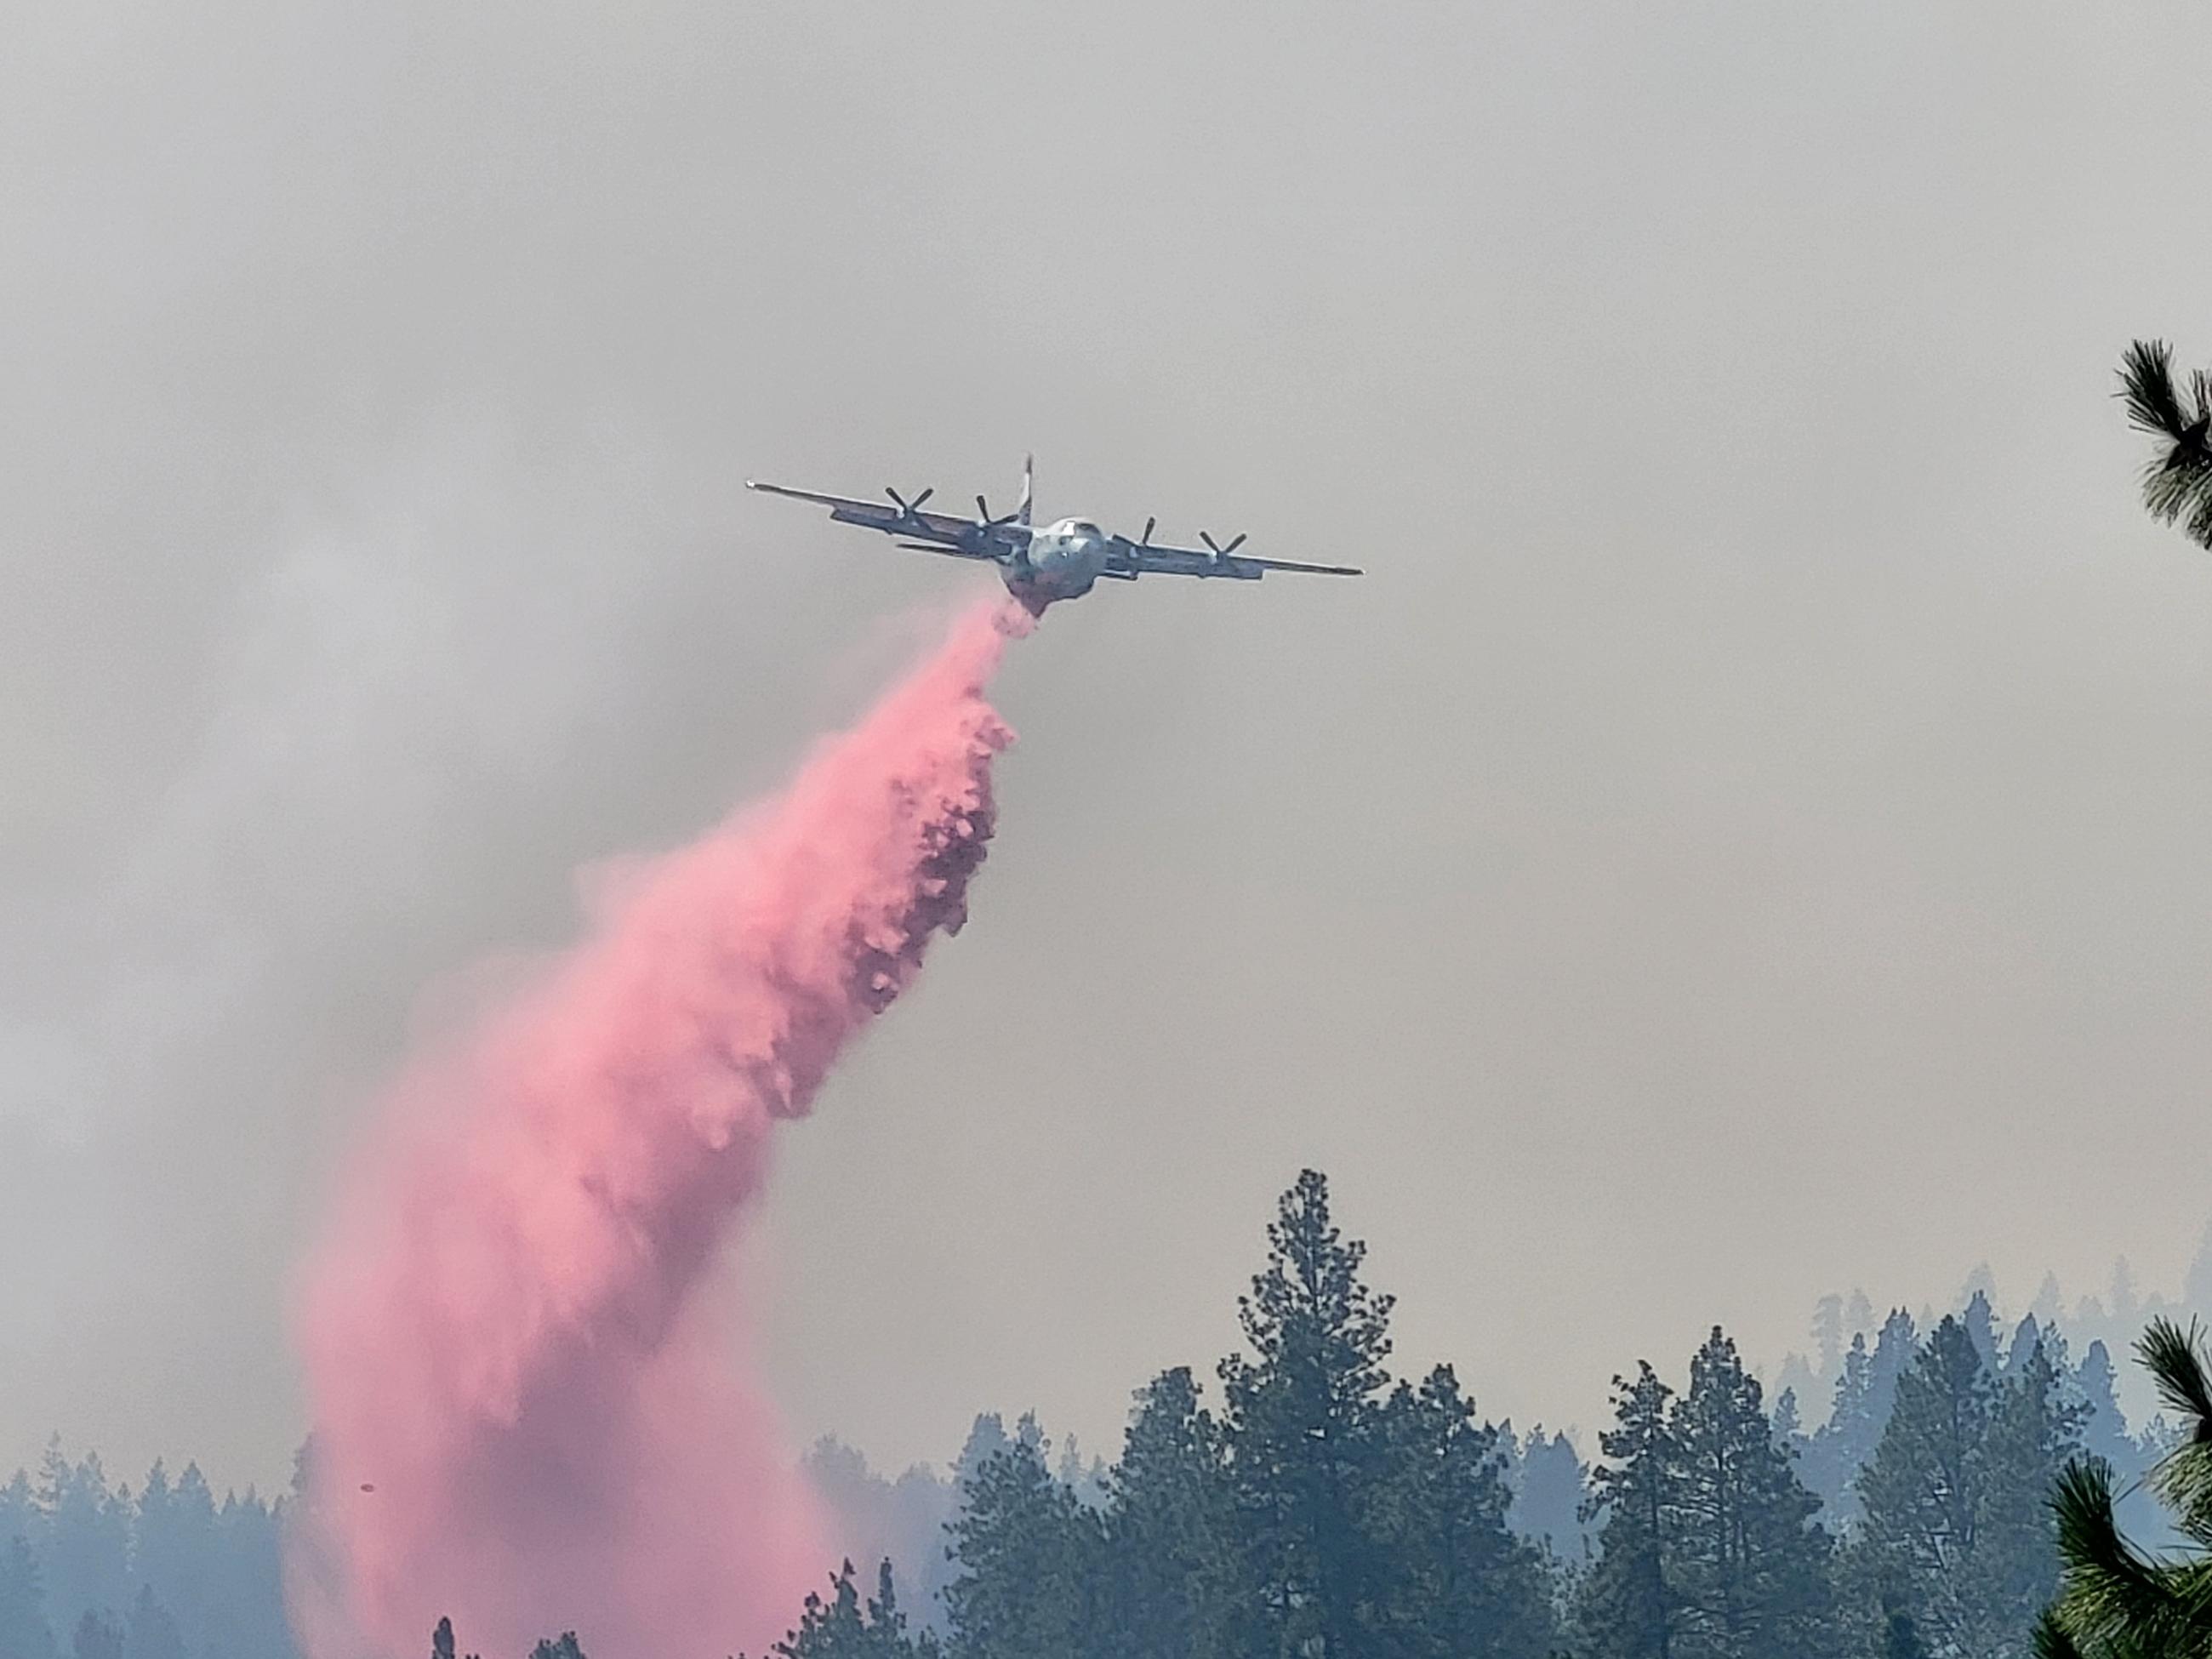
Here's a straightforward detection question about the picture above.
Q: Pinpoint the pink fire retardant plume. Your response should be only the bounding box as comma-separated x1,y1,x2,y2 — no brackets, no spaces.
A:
291,601,1023,1659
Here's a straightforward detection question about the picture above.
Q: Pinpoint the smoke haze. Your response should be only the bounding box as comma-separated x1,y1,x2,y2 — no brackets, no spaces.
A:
10,1,2212,1504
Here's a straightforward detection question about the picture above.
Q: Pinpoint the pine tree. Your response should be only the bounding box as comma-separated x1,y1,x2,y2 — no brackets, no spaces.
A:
119,1588,181,1659
1854,1313,2072,1658
1962,1289,2000,1374
35,1448,126,1640
0,1536,55,1659
1803,1334,1874,1516
1666,1329,1833,1659
944,1426,1101,1659
1856,1318,1993,1650
0,1477,31,1560
766,1561,938,1658
526,1636,584,1659
1370,1365,1555,1659
951,1416,1011,1496
157,1465,216,1654
1218,1169,1398,1659
2073,1344,2130,1473
1509,1427,1590,1560
1582,1362,1678,1659
1814,1297,1846,1380
1102,1368,1240,1659
1976,1331,2084,1645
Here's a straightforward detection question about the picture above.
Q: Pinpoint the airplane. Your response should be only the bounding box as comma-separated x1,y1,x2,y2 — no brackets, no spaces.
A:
746,455,1362,615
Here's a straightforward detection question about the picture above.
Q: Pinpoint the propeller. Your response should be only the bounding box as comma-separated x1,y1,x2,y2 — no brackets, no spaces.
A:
1199,530,1248,560
885,486,936,517
976,494,1018,527
1139,516,1157,546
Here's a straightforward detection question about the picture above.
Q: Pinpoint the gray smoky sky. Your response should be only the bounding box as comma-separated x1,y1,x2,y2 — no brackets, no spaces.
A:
9,1,2212,1492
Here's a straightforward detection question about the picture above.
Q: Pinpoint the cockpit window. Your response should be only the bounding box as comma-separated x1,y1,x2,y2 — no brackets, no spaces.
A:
1071,521,1102,539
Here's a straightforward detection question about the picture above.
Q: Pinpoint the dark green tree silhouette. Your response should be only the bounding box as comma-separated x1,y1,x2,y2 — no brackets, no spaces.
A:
1218,1168,1398,1658
1100,1368,1240,1659
1666,1328,1834,1659
944,1421,1101,1659
1578,1333,1834,1659
1370,1364,1554,1658
2119,339,2212,550
1855,1313,2081,1658
1582,1361,1679,1659
766,1560,938,1658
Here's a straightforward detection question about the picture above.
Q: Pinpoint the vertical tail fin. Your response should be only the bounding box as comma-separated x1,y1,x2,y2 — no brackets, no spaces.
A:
1017,453,1034,527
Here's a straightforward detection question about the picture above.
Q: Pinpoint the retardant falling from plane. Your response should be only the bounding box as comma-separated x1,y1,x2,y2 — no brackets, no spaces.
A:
289,601,1022,1659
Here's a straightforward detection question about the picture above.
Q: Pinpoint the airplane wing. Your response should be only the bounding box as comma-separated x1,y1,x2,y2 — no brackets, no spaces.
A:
1107,536,1362,582
745,480,1001,556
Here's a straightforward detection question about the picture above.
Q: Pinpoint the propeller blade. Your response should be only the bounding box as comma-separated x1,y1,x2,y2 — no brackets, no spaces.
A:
977,495,992,520
1222,533,1247,556
1142,516,1156,545
911,487,934,510
885,487,904,510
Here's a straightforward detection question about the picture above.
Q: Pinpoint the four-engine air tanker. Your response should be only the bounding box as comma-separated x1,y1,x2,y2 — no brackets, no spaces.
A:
747,456,1363,614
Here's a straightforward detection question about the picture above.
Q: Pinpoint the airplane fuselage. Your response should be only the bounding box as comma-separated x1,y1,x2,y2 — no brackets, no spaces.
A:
1004,518,1112,613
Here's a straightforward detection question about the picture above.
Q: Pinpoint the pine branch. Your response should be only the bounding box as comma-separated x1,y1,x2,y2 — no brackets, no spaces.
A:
2119,340,2190,440
2049,1459,2184,1650
2120,344,2212,548
2031,1608,2085,1659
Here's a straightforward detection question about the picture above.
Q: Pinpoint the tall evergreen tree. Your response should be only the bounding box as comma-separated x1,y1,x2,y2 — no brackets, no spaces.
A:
1508,1426,1590,1561
1962,1291,2001,1375
0,1536,54,1659
34,1449,126,1640
1582,1363,1679,1659
1814,1297,1847,1381
1218,1169,1398,1659
0,1478,31,1559
1809,1311,1919,1525
1804,1334,1875,1515
1102,1368,1240,1659
1856,1317,1996,1653
119,1588,181,1659
1856,1313,2073,1658
1370,1365,1554,1659
1666,1329,1833,1659
944,1425,1102,1659
1976,1332,2085,1645
2072,1344,2131,1475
